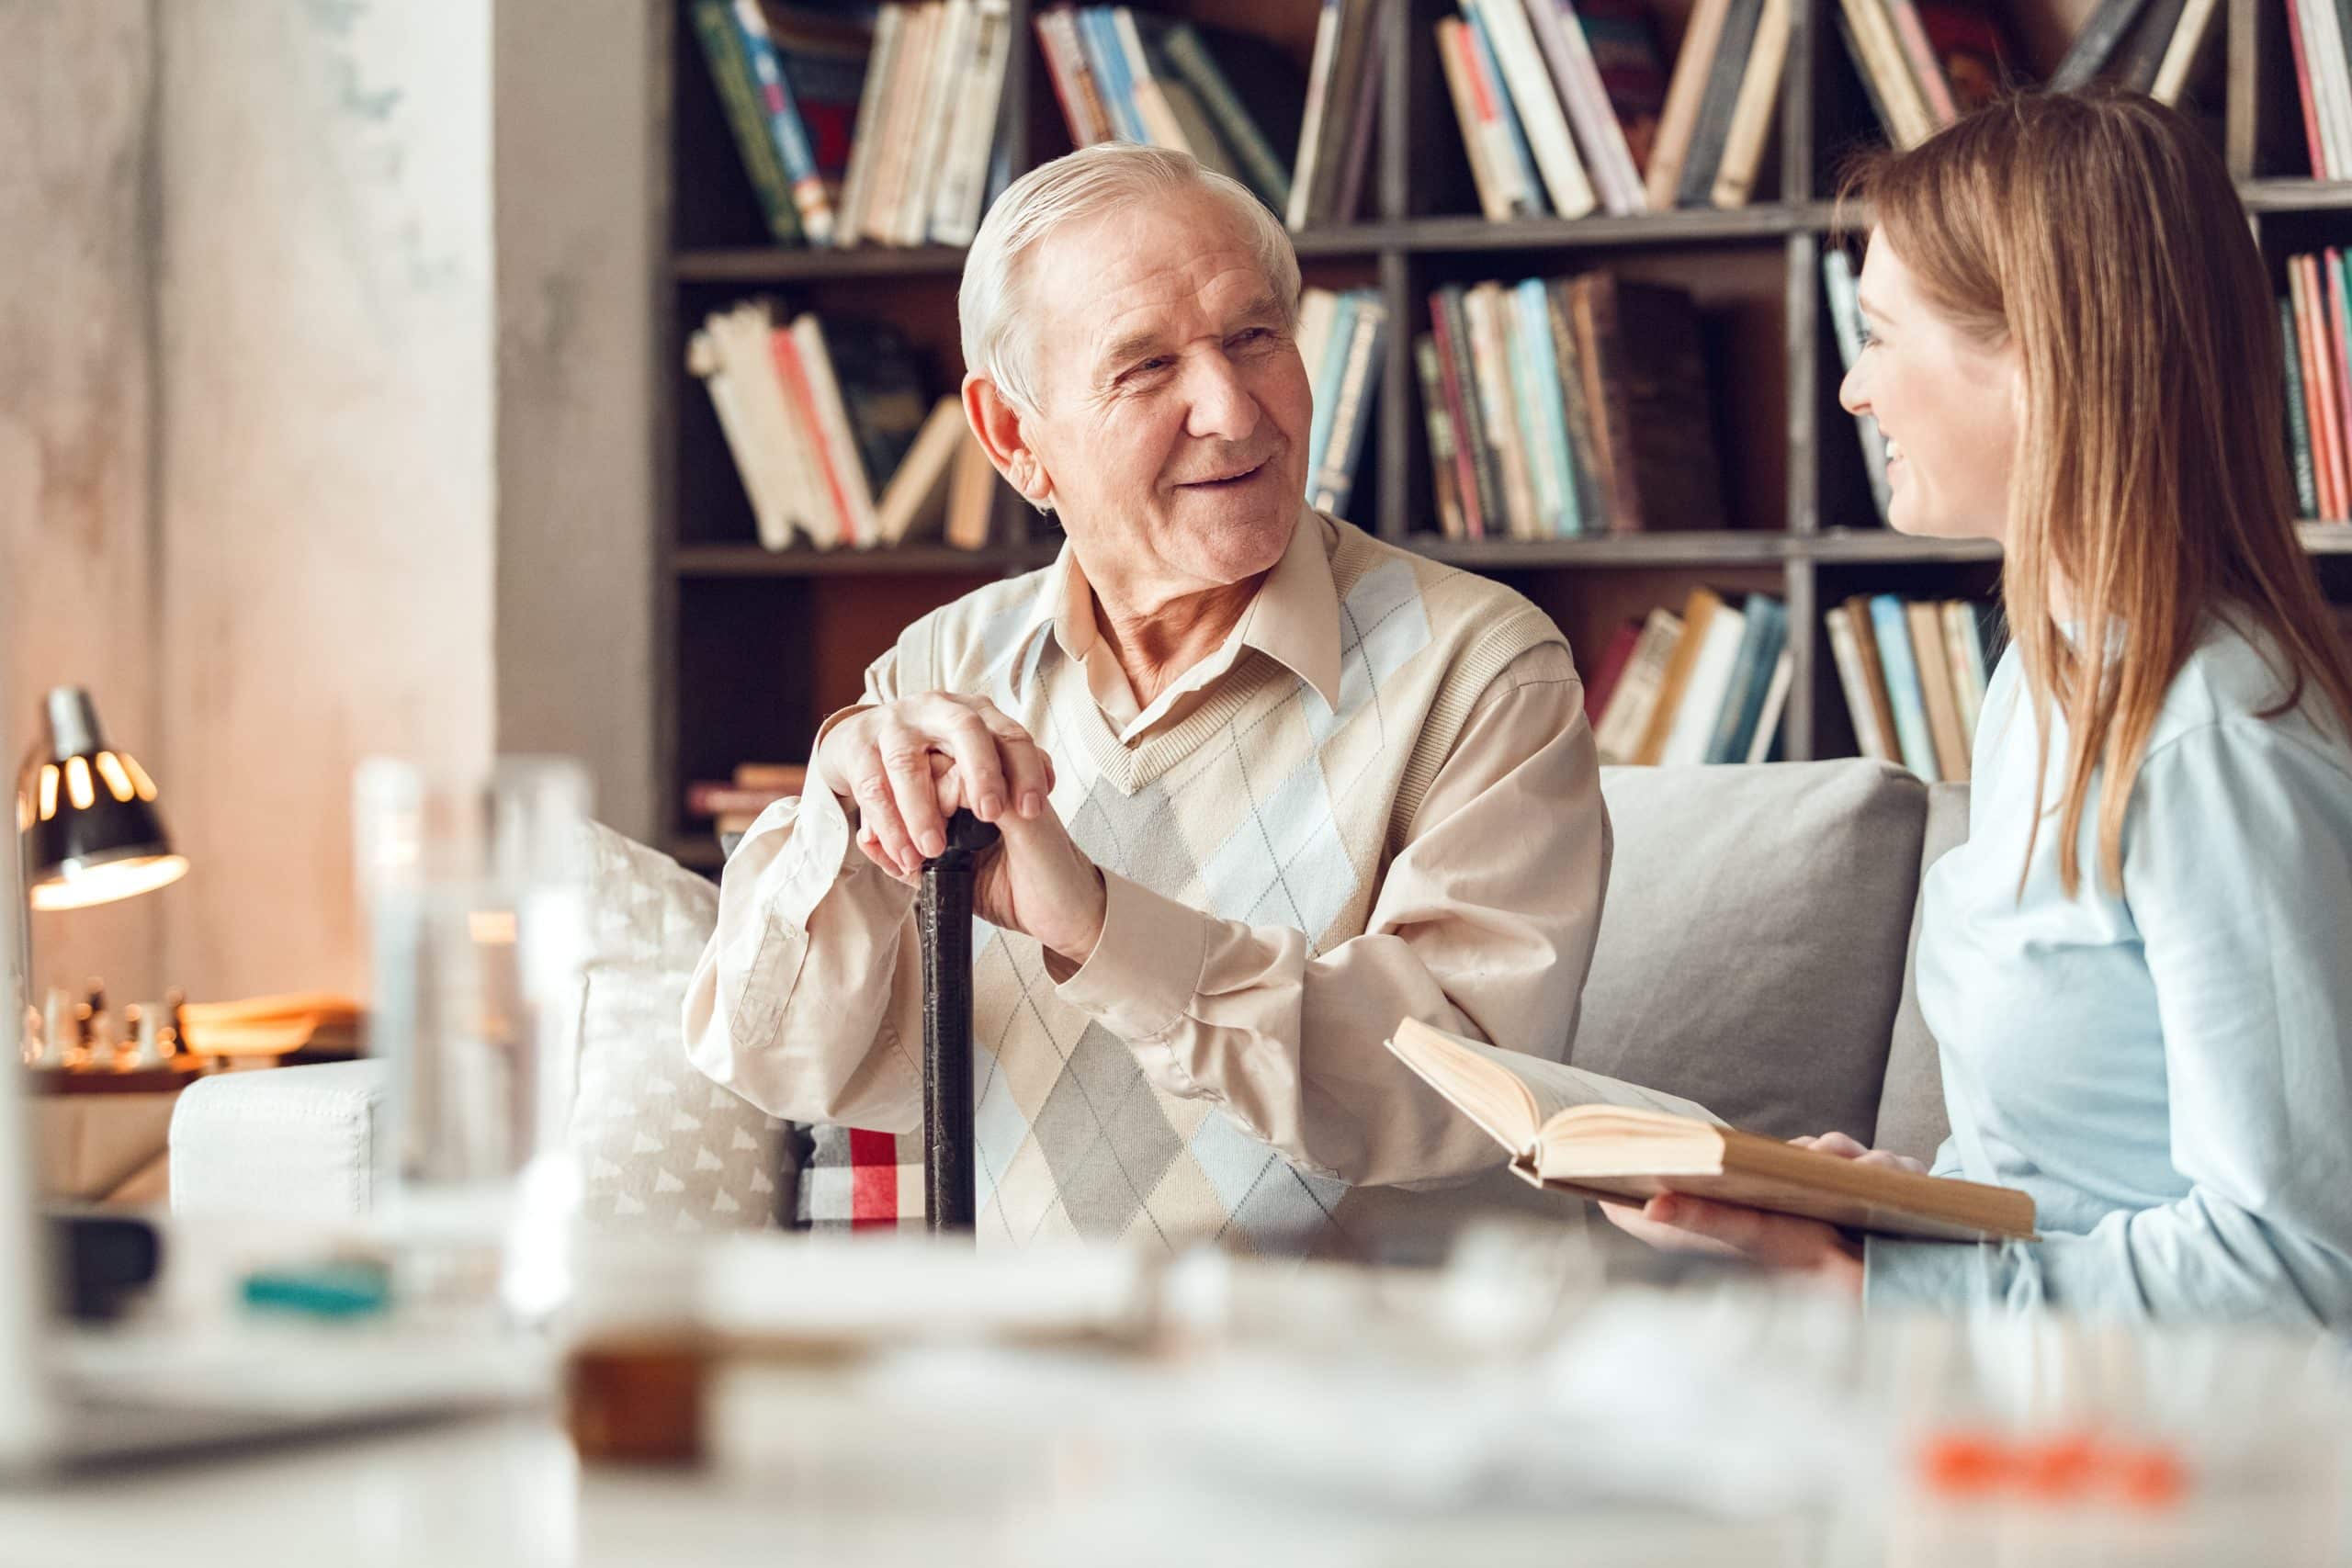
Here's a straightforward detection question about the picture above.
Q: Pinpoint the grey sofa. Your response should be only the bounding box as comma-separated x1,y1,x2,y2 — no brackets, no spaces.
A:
167,761,1967,1232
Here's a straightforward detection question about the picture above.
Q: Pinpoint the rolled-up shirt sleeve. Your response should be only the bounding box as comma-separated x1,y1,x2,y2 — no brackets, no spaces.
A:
1867,720,2352,1323
1051,642,1609,1189
682,655,927,1133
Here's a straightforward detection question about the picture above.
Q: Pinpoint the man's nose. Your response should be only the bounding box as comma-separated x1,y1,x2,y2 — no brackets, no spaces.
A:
1183,351,1261,442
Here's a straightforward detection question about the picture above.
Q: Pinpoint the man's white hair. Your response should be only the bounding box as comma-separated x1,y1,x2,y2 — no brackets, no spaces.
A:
957,142,1303,414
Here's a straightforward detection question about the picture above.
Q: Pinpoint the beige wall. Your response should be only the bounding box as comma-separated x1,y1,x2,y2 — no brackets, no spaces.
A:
3,0,657,1006
0,1,164,1002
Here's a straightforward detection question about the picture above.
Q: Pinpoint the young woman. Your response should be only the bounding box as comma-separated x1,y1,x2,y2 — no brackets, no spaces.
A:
1607,87,2352,1324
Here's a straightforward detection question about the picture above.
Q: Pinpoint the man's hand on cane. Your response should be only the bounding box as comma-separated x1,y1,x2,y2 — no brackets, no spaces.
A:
817,694,1107,968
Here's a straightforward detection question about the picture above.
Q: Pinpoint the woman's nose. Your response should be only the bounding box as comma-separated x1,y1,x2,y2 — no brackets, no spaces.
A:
1838,359,1868,417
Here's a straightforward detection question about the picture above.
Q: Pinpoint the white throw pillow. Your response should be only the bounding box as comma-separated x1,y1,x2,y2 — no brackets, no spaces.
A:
562,822,787,1232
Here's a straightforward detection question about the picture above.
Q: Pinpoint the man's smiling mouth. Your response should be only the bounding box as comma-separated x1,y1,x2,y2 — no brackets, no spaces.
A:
1181,458,1270,489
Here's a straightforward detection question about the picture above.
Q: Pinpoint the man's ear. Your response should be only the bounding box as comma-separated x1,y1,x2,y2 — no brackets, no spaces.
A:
963,373,1055,512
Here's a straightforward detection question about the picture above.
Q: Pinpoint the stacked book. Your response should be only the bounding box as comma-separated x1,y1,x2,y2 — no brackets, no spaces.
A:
692,0,1016,249
1589,589,1792,765
688,303,996,552
1824,596,1994,783
1298,288,1389,523
1823,247,1893,525
2044,0,2221,107
2281,248,2352,523
688,763,809,846
1418,273,1725,538
1830,0,2018,148
1033,6,1305,219
1438,0,1786,217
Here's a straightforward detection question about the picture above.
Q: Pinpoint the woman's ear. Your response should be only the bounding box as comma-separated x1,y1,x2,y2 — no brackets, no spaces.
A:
963,374,1055,512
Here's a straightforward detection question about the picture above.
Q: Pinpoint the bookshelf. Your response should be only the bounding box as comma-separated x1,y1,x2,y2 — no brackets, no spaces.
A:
654,0,2352,870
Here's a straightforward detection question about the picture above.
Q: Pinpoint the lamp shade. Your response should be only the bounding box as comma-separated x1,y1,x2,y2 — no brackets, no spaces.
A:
15,688,187,912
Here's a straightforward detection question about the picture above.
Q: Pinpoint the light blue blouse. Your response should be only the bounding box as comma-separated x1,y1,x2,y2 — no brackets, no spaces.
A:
1866,614,2352,1323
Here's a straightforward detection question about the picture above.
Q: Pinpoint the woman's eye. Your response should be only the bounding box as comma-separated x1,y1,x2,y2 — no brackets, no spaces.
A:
1857,325,1878,349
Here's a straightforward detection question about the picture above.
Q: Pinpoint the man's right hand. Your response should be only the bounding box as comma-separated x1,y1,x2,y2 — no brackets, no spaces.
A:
814,694,1056,879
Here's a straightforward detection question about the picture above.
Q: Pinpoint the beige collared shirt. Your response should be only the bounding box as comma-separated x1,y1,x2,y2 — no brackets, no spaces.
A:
686,511,1610,1188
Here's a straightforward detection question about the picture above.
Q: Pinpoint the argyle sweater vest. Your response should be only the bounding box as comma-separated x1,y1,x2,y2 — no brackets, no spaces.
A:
797,519,1562,1258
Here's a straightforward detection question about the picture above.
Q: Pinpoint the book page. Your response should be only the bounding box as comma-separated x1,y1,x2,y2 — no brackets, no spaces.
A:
1385,1020,1724,1160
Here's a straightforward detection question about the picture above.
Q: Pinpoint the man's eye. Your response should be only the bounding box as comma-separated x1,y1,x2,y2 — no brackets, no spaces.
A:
1231,328,1270,345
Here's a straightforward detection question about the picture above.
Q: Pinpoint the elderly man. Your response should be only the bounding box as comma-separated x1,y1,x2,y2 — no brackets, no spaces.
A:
684,143,1608,1256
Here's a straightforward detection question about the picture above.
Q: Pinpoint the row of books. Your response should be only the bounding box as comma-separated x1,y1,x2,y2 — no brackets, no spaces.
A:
1589,589,1792,765
1823,246,1893,525
2283,0,2352,178
1417,274,1725,539
1298,288,1389,522
694,0,1014,249
2045,0,2221,107
1831,0,2010,149
689,763,808,840
2282,248,2352,523
688,304,995,551
1825,596,1994,783
1439,0,1781,219
1034,6,1307,220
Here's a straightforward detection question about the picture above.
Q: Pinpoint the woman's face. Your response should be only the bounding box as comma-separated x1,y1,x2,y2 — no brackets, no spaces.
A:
1838,229,2023,543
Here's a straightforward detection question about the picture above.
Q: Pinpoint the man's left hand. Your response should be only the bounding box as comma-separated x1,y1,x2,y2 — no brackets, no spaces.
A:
862,756,1108,969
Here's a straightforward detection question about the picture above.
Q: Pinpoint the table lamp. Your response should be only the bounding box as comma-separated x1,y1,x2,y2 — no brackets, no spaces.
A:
13,689,187,1032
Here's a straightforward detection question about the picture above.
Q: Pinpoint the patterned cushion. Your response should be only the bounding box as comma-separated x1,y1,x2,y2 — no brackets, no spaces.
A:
796,1124,925,1231
565,821,790,1232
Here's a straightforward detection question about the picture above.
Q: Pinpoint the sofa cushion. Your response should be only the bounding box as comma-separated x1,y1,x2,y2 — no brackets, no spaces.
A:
170,1060,384,1218
1874,783,1967,1167
561,822,787,1232
1576,761,1928,1143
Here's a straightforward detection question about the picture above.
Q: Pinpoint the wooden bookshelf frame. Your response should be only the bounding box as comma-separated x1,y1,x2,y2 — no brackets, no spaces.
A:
653,0,2352,868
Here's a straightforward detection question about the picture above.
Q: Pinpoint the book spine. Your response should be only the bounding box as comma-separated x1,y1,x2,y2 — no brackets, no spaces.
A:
2049,0,2149,90
931,0,1012,243
790,317,881,545
1525,0,1645,213
1288,0,1346,229
1112,7,1187,151
732,0,838,244
1413,333,1471,540
1709,0,1792,209
899,0,975,244
1939,600,1985,745
768,323,849,547
1871,595,1942,781
2150,0,2222,104
1645,0,1733,208
1595,608,1682,763
1838,0,1932,145
1582,616,1644,721
2285,297,2320,521
1635,588,1718,764
834,4,902,245
1470,0,1599,219
2332,250,2352,520
1881,0,1957,124
1161,21,1294,210
1312,296,1387,519
1571,274,1638,531
1438,17,1513,221
1467,283,1542,538
689,328,790,551
1825,606,1895,761
1076,7,1145,143
1306,0,1379,227
1333,2,1387,223
1544,279,1606,535
1675,0,1764,206
1430,288,1498,538
1702,595,1778,763
691,0,805,245
1514,279,1580,535
1745,649,1795,763
1906,598,1971,780
2286,0,2329,178
1464,1,1553,217
1660,599,1746,765
2297,257,2346,519
1306,291,1360,498
2301,0,2352,177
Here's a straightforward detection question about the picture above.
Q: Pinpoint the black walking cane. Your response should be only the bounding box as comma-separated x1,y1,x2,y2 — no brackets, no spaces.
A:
919,808,999,1236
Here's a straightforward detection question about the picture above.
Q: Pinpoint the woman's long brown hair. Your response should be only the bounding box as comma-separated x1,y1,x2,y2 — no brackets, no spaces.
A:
1835,88,2352,897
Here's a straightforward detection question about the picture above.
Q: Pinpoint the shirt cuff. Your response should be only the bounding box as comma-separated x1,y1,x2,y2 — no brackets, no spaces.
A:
807,705,875,802
1052,868,1209,1043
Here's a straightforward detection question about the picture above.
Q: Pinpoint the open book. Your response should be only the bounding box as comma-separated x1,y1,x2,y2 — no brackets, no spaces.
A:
1385,1019,2036,1244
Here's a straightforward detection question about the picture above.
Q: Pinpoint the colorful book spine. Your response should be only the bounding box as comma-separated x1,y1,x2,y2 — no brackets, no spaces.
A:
1079,7,1150,143
1515,278,1582,535
690,0,804,245
1870,594,1943,782
731,0,837,244
1464,0,1553,218
1430,288,1498,537
2286,297,2320,520
1314,297,1388,519
1305,290,1361,499
1414,334,1470,539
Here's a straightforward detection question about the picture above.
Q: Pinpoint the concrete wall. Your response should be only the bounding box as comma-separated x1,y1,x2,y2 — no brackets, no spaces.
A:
3,0,658,1006
492,0,660,843
0,1,164,1002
